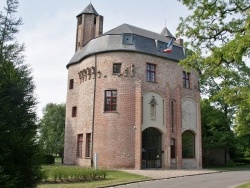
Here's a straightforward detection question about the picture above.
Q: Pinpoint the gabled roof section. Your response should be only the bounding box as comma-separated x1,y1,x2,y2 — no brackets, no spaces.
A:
77,3,99,17
160,27,176,39
104,24,172,43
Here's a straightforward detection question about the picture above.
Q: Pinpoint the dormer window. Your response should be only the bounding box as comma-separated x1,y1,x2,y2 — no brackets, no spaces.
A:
156,41,166,52
122,34,133,45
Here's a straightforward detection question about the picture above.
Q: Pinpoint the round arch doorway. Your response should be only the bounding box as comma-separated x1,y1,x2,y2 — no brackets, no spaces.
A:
142,127,162,168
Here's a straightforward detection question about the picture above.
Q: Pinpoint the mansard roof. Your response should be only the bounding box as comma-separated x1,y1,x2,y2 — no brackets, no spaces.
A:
67,23,185,68
77,3,99,17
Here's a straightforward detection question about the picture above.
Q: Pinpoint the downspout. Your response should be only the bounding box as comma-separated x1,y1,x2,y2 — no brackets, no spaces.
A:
91,54,97,167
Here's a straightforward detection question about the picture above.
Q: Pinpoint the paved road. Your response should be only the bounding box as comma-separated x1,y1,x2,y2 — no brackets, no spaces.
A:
113,170,250,188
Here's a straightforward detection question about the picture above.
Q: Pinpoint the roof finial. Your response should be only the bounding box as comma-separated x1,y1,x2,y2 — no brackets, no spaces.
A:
165,19,166,28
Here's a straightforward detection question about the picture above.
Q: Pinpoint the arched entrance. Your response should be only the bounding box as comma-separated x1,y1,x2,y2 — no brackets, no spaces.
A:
142,127,162,168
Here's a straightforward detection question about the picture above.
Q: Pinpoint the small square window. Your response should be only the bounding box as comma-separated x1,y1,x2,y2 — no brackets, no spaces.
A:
69,79,74,90
72,106,77,117
123,34,133,45
113,63,121,74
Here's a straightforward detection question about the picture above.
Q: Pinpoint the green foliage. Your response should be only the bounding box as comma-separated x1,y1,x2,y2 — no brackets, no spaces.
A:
43,155,55,165
0,0,43,187
42,166,107,182
227,160,236,167
201,99,235,150
39,103,66,156
178,0,250,158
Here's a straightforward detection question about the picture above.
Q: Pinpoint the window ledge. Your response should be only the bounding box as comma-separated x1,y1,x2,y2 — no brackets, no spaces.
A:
183,87,192,90
147,81,158,84
103,111,118,114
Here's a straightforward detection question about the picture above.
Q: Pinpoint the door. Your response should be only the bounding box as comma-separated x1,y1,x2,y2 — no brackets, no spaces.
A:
142,127,162,168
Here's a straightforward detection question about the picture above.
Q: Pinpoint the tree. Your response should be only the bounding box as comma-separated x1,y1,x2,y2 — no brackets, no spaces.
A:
234,86,250,157
201,99,236,165
0,0,43,187
177,0,250,160
39,103,65,157
176,0,250,101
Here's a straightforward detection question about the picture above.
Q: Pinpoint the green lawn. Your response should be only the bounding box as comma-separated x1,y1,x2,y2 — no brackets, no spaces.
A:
207,165,250,171
39,168,150,188
236,183,250,188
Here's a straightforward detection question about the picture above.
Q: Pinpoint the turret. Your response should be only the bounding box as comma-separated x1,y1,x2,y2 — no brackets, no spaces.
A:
75,3,103,52
160,27,176,40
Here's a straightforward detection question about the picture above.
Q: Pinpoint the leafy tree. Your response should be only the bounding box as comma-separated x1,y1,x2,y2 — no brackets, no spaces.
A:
177,0,250,106
39,103,65,158
201,99,235,150
234,86,250,157
177,0,250,159
0,0,43,187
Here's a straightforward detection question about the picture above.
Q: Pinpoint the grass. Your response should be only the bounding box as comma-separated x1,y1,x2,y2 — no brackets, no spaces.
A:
39,165,150,188
207,164,250,171
236,183,250,188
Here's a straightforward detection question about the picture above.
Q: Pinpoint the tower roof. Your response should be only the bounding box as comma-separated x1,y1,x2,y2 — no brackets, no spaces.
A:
68,23,186,68
160,27,176,39
77,3,99,17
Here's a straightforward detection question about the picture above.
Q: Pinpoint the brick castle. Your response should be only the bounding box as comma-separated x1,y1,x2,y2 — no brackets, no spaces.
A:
64,3,202,169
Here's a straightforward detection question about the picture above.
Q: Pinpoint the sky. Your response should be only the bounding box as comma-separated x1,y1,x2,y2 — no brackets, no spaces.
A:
0,0,249,118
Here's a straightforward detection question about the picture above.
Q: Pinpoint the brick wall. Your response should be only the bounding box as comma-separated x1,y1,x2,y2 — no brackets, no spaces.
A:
64,51,202,169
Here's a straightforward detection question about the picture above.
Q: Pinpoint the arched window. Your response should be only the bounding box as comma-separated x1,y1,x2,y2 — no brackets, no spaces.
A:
182,131,195,158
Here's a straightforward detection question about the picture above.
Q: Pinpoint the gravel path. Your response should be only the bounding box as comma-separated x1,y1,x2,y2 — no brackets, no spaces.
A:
122,169,220,179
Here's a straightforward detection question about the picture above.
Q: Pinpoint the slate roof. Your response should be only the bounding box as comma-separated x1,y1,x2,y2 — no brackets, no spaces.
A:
77,3,99,17
160,27,176,40
67,23,185,68
104,24,175,43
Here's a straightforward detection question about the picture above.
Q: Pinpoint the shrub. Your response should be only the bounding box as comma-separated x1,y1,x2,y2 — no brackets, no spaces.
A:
43,155,55,164
42,166,108,182
234,158,250,165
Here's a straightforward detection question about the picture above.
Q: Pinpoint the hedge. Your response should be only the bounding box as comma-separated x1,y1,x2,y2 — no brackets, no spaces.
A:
42,166,107,182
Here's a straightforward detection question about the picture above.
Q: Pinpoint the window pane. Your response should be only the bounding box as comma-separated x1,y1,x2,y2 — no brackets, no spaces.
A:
151,73,155,82
112,91,117,96
106,91,111,97
106,98,111,104
105,105,110,111
112,105,116,111
151,65,155,71
112,98,117,103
